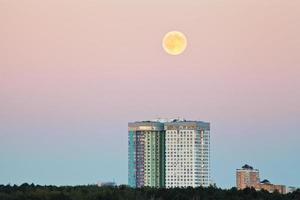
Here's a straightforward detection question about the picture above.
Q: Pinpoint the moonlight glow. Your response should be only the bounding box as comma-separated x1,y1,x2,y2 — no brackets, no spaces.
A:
162,31,187,55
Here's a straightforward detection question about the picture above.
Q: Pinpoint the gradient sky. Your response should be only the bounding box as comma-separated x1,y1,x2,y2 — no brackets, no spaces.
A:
1,0,300,188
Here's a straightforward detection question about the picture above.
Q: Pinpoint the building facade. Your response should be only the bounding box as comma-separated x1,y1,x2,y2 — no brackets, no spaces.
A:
128,121,165,188
236,164,260,190
128,119,211,188
165,121,210,188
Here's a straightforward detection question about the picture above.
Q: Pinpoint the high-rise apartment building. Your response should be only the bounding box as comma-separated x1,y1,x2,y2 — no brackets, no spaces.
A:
165,121,210,188
128,121,165,188
236,164,260,190
128,119,211,188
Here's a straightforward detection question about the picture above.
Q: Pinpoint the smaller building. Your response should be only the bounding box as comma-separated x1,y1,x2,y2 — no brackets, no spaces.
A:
236,164,260,190
256,179,286,194
287,186,299,193
236,164,287,194
97,181,116,187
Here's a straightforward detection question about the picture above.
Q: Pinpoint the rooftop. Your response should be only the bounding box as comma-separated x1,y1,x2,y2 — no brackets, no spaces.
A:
260,179,271,184
242,164,254,170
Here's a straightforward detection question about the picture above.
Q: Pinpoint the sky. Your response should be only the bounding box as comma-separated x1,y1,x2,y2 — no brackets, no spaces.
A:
0,0,300,188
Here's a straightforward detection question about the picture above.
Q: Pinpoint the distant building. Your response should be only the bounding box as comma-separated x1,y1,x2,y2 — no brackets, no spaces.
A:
97,181,116,187
287,186,299,193
256,179,286,194
128,118,211,188
236,164,260,190
236,164,286,194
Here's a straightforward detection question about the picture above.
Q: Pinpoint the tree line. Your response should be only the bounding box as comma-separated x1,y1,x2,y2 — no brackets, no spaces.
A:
0,183,299,200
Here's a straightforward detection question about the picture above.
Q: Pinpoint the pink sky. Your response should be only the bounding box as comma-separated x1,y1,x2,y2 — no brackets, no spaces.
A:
0,0,300,187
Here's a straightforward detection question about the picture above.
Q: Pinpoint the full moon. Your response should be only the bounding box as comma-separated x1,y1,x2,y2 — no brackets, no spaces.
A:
162,31,187,55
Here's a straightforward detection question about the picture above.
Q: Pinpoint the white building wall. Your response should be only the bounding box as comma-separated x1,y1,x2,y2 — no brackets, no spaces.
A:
165,127,210,188
198,130,210,186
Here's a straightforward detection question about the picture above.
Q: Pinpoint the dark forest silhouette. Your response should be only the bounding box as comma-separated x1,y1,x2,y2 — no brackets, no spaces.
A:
0,183,300,200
